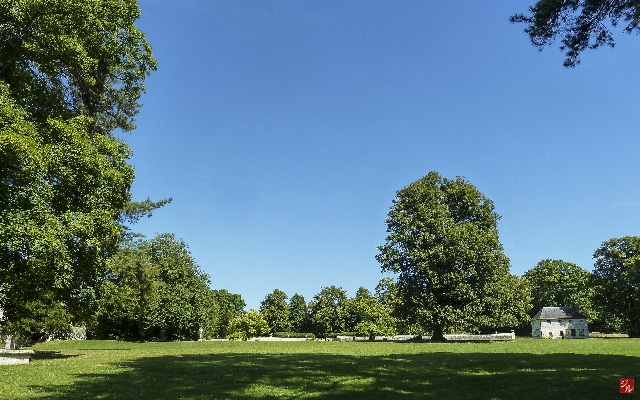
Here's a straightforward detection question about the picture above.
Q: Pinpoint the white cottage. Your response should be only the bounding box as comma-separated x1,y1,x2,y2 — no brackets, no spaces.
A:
531,307,589,339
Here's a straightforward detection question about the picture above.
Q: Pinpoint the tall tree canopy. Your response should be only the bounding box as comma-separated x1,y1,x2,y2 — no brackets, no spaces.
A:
376,172,531,340
0,0,156,337
210,289,246,338
0,0,156,133
511,0,640,67
288,293,310,333
259,289,291,334
94,234,216,341
308,286,348,335
0,85,135,334
591,236,640,336
524,259,595,320
344,287,397,339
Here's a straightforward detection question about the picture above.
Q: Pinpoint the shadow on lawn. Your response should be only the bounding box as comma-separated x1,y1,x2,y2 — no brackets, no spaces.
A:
33,351,636,400
31,351,80,360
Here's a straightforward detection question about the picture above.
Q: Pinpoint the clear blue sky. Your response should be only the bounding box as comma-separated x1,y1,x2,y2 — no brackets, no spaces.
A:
126,0,640,310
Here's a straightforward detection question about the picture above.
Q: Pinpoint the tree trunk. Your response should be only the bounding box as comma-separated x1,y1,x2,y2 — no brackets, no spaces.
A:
431,325,446,341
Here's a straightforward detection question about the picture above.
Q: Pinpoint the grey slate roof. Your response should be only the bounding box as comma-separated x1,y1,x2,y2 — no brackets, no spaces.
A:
532,307,587,320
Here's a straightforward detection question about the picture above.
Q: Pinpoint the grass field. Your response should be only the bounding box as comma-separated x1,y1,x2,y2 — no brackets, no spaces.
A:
1,338,638,399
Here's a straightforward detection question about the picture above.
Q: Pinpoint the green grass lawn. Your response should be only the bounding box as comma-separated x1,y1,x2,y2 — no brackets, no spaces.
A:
1,338,638,399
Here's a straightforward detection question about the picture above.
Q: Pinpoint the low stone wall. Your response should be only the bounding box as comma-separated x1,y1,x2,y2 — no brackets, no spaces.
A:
443,333,515,341
590,332,629,338
337,332,516,342
0,349,34,365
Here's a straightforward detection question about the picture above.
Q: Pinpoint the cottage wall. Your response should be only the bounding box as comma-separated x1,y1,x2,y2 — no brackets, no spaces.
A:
532,318,589,339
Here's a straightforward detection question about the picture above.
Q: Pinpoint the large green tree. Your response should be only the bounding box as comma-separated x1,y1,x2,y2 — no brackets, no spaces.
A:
511,1,640,67
591,236,640,336
0,0,156,338
211,289,246,338
308,286,348,335
288,293,310,333
93,234,216,341
259,289,291,334
0,85,134,338
344,287,397,339
524,259,595,320
376,172,531,340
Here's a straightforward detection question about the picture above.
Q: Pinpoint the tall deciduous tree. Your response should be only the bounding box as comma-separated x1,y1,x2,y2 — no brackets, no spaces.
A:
0,0,156,338
344,287,396,339
260,289,291,334
309,286,348,335
524,259,595,320
0,85,134,337
211,289,246,338
591,236,640,336
288,293,310,333
93,234,216,341
511,1,640,67
376,172,531,340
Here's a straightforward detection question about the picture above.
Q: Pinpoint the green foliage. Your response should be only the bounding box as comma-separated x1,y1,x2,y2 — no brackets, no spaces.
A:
288,293,311,333
308,286,348,334
211,289,246,338
0,0,156,342
344,287,397,339
591,236,640,336
524,259,595,320
228,309,270,341
376,172,531,339
1,296,73,345
119,197,173,238
260,289,292,334
483,273,533,331
0,83,134,337
511,0,640,67
0,0,156,133
94,234,216,341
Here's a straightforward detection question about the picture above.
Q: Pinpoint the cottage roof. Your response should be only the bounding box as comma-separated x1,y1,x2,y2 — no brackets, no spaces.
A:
532,307,587,320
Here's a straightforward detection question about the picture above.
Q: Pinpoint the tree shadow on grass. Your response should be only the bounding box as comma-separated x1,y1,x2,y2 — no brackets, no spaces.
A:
31,351,80,360
33,351,636,399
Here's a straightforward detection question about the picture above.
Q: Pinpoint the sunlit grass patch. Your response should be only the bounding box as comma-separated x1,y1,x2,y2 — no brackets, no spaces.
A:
0,339,637,399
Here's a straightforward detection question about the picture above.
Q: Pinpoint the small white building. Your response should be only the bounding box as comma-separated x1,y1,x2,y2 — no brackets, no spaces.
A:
531,307,589,339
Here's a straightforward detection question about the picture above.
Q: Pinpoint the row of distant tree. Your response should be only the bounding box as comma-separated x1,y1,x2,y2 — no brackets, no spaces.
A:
247,235,640,340
5,208,640,342
85,233,640,341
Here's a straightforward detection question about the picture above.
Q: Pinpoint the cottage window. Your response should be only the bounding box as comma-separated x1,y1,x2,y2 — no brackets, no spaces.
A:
570,329,576,337
568,320,572,323
579,329,585,336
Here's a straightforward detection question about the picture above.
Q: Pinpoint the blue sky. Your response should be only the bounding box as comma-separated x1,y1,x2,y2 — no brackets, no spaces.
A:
127,1,640,310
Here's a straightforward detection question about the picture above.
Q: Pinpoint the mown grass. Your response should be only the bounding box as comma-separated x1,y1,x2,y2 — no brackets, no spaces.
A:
0,338,638,399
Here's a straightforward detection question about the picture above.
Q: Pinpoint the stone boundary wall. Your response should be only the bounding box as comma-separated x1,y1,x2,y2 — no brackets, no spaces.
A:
337,332,516,341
